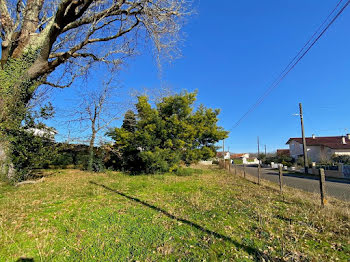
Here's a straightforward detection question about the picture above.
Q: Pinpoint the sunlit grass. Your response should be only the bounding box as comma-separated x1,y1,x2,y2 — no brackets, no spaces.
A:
0,166,349,261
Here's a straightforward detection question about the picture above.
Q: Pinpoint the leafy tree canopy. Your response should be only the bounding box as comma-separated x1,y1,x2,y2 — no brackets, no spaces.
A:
107,91,228,173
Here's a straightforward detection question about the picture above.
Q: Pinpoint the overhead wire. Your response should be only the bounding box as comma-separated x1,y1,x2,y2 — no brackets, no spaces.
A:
230,0,350,130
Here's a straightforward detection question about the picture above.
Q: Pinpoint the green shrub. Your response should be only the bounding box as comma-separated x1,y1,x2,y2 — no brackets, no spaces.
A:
281,160,292,167
84,157,105,173
173,167,204,176
233,159,243,165
332,155,350,164
264,155,294,167
107,92,228,174
8,129,57,181
51,152,74,168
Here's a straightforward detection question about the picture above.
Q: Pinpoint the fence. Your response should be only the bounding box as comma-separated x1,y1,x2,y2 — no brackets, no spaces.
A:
309,167,344,179
269,162,347,179
218,160,328,208
219,160,262,185
344,165,350,179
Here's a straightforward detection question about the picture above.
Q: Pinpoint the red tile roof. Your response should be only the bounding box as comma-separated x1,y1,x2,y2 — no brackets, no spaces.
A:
277,149,290,156
286,136,350,149
230,153,247,159
216,152,229,157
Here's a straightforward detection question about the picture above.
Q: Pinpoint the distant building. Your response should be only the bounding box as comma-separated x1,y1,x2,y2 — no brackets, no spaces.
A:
230,153,249,159
286,134,350,162
216,151,231,160
230,153,259,165
26,127,57,142
277,149,290,157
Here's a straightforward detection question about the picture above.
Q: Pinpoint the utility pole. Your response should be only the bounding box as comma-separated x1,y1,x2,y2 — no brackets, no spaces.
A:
299,103,309,174
264,145,267,156
257,136,261,185
222,139,225,167
228,146,230,168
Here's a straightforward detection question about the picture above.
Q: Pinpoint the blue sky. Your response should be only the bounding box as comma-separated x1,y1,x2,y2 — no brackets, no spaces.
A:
50,0,350,153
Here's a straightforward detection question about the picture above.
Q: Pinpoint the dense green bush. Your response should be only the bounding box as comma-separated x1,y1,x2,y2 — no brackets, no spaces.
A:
7,129,57,182
332,155,350,164
107,91,228,174
264,155,294,167
83,156,105,172
3,102,57,182
233,159,243,165
281,160,292,167
51,152,74,168
296,156,313,168
173,167,204,176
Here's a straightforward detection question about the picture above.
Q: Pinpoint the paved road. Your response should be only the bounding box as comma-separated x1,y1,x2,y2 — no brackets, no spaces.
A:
240,166,350,201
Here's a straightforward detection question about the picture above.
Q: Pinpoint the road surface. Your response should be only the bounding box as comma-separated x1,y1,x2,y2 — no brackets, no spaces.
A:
239,166,350,201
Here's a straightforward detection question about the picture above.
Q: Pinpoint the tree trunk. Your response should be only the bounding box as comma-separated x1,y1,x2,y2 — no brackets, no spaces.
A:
0,141,15,181
88,131,96,172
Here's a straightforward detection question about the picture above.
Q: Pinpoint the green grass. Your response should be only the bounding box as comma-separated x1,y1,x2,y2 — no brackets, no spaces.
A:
0,166,349,261
233,159,243,165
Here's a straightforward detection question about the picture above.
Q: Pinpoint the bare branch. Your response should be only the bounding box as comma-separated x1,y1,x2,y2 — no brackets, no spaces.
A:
46,16,140,72
0,0,14,36
1,0,191,113
42,80,73,89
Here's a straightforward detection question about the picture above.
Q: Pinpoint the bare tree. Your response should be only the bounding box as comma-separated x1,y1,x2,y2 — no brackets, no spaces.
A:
1,0,190,95
0,0,191,178
64,82,124,171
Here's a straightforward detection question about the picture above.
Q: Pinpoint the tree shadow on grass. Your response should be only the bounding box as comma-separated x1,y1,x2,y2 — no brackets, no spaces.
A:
89,181,280,262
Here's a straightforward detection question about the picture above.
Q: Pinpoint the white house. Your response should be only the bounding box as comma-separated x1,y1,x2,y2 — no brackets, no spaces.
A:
27,127,57,141
286,134,350,162
216,151,231,160
230,153,259,165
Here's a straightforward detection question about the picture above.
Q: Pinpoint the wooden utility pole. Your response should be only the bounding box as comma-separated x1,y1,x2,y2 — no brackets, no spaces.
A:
228,146,230,171
228,146,231,172
222,139,225,168
264,145,267,156
258,136,261,185
319,168,327,208
279,165,283,194
299,103,309,174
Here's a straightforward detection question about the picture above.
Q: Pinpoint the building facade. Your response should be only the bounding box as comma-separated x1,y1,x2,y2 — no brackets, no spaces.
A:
286,135,350,162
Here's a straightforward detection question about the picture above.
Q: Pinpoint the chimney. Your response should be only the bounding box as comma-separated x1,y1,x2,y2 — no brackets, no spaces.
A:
312,134,316,139
342,136,347,145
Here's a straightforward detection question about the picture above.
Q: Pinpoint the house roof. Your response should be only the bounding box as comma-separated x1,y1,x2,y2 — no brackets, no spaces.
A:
286,136,350,149
216,152,229,157
230,153,247,159
277,149,290,155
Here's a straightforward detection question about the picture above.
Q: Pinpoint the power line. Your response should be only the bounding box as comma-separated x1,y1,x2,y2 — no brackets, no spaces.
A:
230,0,350,130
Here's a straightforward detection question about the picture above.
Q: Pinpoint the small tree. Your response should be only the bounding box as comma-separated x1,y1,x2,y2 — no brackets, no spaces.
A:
65,83,122,171
122,110,137,133
332,155,350,164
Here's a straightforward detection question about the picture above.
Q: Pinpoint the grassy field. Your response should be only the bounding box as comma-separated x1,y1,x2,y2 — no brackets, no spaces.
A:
0,166,349,261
